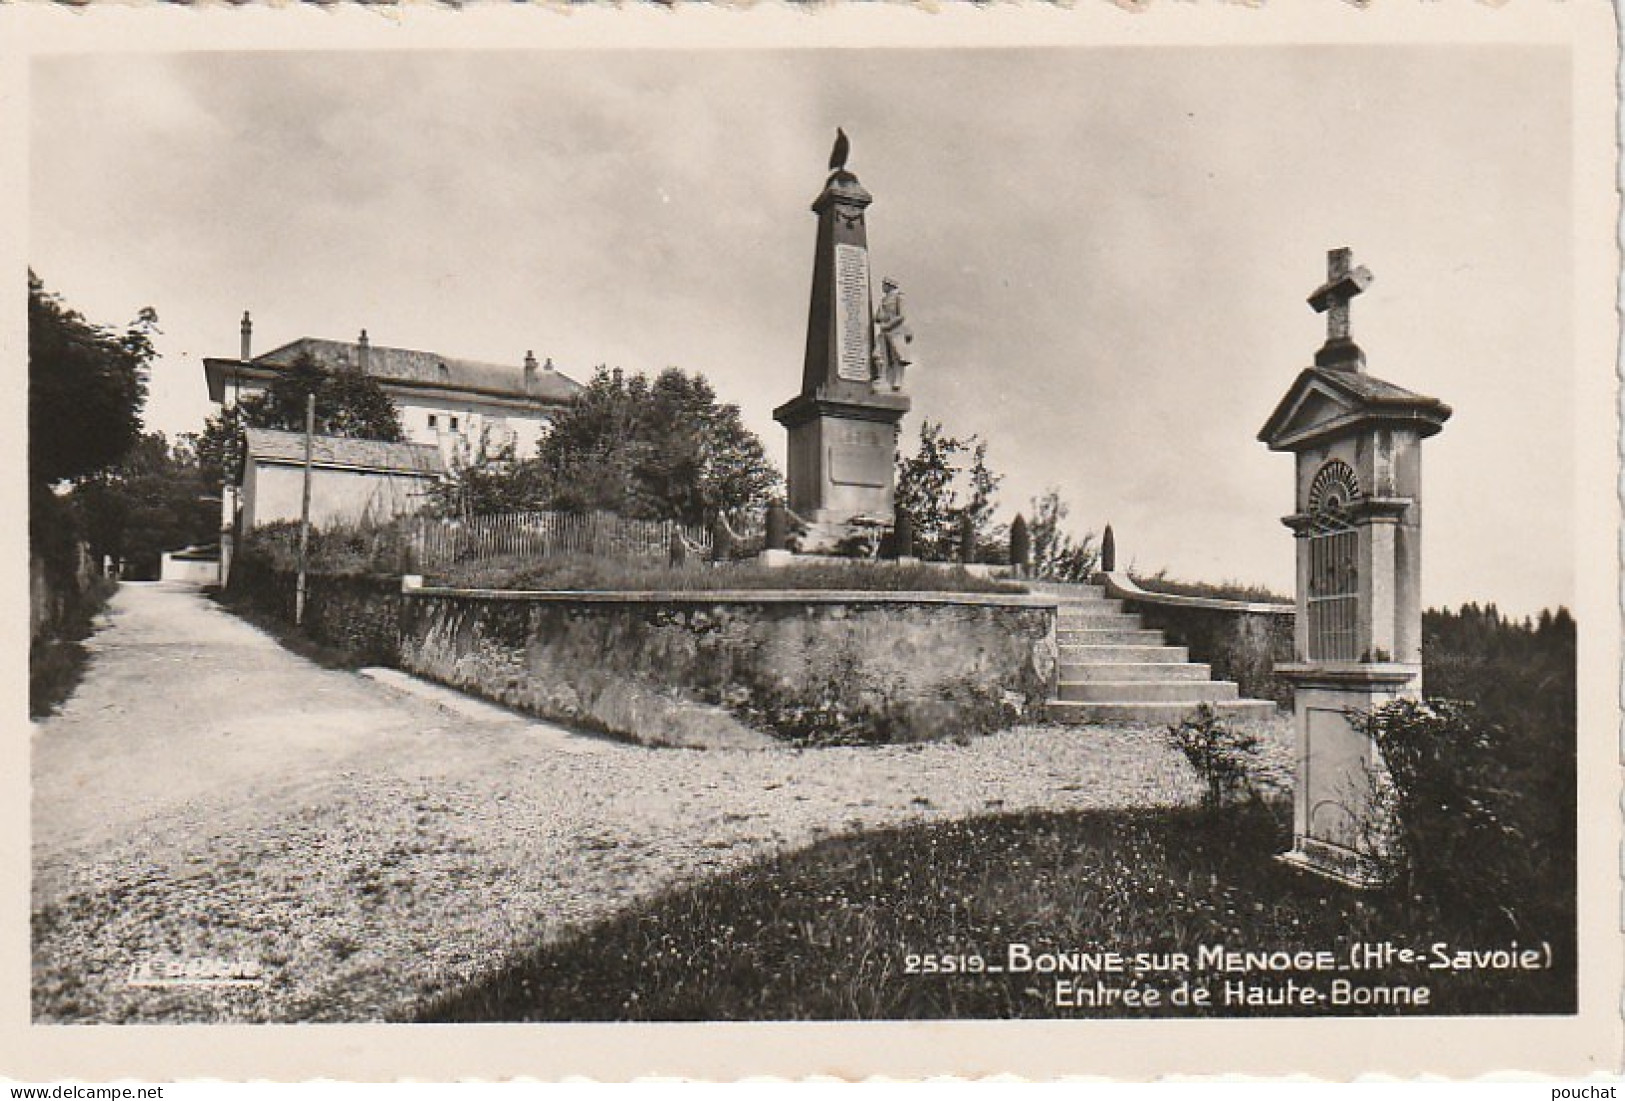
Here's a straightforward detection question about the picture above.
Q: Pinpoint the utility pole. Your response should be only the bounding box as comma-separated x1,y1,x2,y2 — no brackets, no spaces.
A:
295,392,315,626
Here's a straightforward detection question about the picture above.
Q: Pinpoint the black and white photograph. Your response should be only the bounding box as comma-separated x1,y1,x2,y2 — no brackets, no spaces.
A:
8,4,1619,1082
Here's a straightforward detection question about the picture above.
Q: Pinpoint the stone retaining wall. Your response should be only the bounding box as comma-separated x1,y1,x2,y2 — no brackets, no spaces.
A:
1098,572,1295,707
398,588,1059,747
227,559,403,666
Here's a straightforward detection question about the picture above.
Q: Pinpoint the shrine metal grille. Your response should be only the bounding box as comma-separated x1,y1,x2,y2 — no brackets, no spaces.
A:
1306,516,1358,661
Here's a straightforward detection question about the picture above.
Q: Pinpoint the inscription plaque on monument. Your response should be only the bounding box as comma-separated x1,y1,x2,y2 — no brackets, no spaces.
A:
828,445,891,488
834,243,871,383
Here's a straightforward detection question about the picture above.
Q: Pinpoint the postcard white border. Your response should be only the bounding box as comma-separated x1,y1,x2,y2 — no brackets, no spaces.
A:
0,0,1617,1082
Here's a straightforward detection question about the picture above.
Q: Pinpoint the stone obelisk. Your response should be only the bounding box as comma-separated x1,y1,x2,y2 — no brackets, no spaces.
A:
773,130,910,550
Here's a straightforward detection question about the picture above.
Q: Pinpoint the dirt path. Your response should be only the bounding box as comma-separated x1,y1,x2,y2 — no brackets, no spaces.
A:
33,582,1220,1023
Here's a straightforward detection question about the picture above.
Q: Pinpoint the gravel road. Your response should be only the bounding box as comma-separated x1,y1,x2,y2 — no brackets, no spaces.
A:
32,582,1227,1023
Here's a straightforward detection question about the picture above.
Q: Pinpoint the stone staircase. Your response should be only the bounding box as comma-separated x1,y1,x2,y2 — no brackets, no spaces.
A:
1036,581,1278,725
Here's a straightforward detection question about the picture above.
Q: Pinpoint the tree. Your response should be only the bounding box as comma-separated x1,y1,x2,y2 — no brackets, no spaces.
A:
252,350,404,441
429,433,553,519
194,402,253,493
519,366,780,526
195,350,404,497
637,369,779,526
29,271,154,485
894,419,1005,561
530,367,651,518
70,433,218,579
1026,487,1099,582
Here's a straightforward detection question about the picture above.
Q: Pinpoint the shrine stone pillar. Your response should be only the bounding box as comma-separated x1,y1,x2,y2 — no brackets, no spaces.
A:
1258,248,1452,886
773,131,910,550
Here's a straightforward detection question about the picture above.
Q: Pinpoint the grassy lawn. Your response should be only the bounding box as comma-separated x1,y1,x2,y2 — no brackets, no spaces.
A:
426,553,1024,595
417,799,1574,1022
1128,571,1292,605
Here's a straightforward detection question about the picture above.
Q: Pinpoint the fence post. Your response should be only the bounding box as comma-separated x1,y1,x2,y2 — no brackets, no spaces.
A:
893,510,914,559
957,513,976,565
765,502,788,552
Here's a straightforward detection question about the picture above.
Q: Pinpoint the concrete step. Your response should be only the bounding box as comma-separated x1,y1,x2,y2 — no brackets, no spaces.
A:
1054,611,1142,630
1058,661,1213,682
1057,679,1240,703
1057,628,1166,645
1047,699,1279,726
1030,582,1112,602
1060,643,1190,663
1053,597,1123,613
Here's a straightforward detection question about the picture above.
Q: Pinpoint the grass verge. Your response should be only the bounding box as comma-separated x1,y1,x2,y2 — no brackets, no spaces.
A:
30,576,119,718
209,587,369,671
415,800,1573,1021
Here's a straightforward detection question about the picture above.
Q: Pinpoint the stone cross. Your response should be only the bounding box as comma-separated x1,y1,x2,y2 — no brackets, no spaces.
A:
1307,247,1373,369
1262,249,1453,887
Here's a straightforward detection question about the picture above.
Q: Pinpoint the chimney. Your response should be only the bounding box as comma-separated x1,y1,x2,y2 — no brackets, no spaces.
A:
357,329,370,374
240,311,253,362
543,356,555,372
524,350,537,393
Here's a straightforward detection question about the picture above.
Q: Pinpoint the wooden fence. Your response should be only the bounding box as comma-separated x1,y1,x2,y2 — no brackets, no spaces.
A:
405,511,715,570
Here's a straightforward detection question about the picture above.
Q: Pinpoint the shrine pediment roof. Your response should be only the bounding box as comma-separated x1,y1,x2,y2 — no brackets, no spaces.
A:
1258,367,1451,451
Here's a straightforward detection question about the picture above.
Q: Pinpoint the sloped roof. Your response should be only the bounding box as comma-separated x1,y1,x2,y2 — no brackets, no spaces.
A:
1307,367,1438,406
243,427,446,477
1258,366,1451,451
252,337,583,404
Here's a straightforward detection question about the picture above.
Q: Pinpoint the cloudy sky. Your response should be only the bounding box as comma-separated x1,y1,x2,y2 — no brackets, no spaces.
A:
29,44,1576,616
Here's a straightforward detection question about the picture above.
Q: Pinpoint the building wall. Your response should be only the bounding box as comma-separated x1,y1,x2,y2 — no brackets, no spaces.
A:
160,553,220,585
230,379,556,467
391,393,553,465
241,461,440,532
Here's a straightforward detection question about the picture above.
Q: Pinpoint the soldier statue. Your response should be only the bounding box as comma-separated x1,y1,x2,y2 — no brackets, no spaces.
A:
871,277,915,392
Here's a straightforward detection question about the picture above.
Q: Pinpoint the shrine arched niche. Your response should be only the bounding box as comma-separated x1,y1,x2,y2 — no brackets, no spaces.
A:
1305,459,1360,661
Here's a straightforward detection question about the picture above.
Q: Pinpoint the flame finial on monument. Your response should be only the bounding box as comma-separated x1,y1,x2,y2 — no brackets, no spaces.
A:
829,127,850,173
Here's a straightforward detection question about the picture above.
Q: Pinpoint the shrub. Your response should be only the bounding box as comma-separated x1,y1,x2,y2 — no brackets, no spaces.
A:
240,518,411,578
1164,704,1269,807
1354,697,1556,935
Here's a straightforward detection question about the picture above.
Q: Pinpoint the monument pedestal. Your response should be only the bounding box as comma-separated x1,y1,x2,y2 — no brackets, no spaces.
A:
1275,662,1418,887
774,390,909,541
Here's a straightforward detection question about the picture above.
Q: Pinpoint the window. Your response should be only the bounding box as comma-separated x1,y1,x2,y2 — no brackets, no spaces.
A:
450,416,460,432
427,414,438,429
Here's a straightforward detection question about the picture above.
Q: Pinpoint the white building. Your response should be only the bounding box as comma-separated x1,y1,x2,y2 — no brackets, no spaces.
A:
203,313,584,582
237,427,446,534
204,314,583,465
